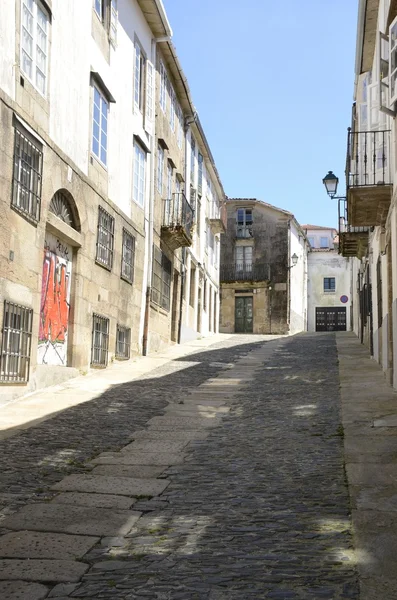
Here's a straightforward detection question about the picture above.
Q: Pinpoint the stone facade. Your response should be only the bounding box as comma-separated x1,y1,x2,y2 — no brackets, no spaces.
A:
220,199,308,335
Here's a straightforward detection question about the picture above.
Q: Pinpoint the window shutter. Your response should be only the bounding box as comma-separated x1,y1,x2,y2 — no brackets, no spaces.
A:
369,83,380,130
377,30,394,116
110,0,118,47
145,60,154,134
389,18,397,106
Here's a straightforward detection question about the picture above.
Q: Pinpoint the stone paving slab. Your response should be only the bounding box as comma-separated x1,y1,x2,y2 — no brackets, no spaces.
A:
130,429,209,441
0,531,98,559
90,465,167,479
2,504,141,537
0,581,49,600
52,474,169,497
0,559,88,582
51,491,136,509
346,463,397,485
48,582,80,597
147,416,220,429
89,452,185,466
121,440,188,453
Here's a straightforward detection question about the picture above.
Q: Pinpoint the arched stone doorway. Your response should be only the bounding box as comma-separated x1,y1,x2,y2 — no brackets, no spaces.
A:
38,190,81,367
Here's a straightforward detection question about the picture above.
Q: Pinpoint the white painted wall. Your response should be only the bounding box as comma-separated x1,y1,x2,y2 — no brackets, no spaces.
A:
307,251,352,332
289,221,308,334
0,1,16,98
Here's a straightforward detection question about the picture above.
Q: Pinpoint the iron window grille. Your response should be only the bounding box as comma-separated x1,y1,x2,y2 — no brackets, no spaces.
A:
12,127,43,223
121,229,135,283
96,206,114,269
0,301,33,383
91,314,109,367
323,277,336,292
116,325,131,359
151,246,172,311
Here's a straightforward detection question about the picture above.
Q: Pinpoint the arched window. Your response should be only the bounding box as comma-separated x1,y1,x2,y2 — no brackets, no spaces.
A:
49,190,80,231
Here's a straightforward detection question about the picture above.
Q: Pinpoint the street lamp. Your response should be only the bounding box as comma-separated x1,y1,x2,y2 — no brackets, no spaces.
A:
288,253,299,269
322,171,339,198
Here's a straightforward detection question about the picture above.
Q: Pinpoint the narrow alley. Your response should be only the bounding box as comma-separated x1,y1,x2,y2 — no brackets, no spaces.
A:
1,332,389,600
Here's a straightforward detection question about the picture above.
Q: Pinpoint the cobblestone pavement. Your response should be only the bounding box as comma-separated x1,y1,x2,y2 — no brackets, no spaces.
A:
0,333,359,599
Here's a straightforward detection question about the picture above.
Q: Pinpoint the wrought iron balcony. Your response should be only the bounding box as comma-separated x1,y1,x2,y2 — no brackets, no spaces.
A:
161,193,193,250
346,128,392,226
338,198,370,259
220,262,270,283
208,201,227,234
236,224,253,239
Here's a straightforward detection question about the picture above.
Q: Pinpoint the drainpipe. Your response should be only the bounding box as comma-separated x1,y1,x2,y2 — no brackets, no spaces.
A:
142,35,171,356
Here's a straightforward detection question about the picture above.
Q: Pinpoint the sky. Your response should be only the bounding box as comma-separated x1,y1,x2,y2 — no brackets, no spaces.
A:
163,0,358,228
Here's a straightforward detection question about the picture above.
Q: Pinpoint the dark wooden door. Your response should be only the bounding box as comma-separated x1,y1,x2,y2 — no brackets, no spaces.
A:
235,297,253,333
316,307,346,332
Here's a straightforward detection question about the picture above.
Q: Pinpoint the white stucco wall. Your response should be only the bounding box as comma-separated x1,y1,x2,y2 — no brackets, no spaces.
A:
289,221,308,334
0,1,16,98
307,251,352,332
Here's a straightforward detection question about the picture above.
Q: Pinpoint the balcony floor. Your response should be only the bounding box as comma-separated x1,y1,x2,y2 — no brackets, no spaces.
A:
348,185,392,227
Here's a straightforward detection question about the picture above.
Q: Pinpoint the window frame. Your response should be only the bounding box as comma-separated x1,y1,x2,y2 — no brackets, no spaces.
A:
236,208,253,238
91,313,109,367
134,41,145,112
323,277,336,293
121,228,135,284
157,145,164,194
92,84,109,167
115,324,131,360
20,0,49,96
96,206,115,270
159,60,167,113
320,236,329,248
0,301,33,384
151,246,172,311
133,142,146,208
11,126,43,223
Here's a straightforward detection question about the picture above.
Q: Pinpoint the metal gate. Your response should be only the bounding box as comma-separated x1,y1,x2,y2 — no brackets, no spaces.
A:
235,296,253,333
315,307,346,332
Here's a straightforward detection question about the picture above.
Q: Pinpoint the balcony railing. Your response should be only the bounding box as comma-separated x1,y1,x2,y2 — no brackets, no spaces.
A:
236,224,253,238
220,262,270,282
161,193,194,250
346,128,392,188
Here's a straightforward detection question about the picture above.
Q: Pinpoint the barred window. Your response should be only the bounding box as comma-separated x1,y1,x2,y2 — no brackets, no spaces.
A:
0,301,33,383
12,127,43,222
151,246,172,311
116,325,131,359
121,229,135,283
96,207,114,269
91,314,109,367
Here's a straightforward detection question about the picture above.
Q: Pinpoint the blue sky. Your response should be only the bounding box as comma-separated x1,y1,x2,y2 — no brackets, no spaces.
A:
164,0,358,228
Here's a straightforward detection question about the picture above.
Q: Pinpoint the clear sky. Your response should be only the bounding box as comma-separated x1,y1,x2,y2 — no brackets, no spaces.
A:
163,0,358,228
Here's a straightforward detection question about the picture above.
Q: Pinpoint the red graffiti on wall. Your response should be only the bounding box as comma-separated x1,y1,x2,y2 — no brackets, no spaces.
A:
39,250,70,345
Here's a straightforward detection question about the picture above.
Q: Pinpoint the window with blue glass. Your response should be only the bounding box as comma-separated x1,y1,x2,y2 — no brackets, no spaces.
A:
92,86,108,166
323,277,336,292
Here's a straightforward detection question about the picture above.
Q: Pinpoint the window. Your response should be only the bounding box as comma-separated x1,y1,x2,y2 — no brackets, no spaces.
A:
177,103,183,148
323,277,336,292
145,59,154,126
169,84,176,132
196,198,201,232
236,208,253,238
116,325,131,359
94,0,104,20
12,126,43,222
96,206,114,269
159,61,167,113
109,0,117,45
320,237,329,248
157,145,164,194
190,137,196,185
92,86,109,166
166,163,173,199
151,246,172,311
121,229,135,283
91,314,109,367
235,246,253,271
214,238,219,267
21,0,49,95
307,236,315,247
190,267,196,307
133,143,146,207
134,43,145,111
203,278,207,311
198,153,203,196
0,301,33,383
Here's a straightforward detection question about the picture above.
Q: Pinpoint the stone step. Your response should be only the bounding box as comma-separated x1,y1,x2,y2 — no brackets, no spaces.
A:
0,531,98,560
0,581,48,600
90,465,167,479
52,474,169,497
2,504,141,537
52,491,136,509
0,559,88,582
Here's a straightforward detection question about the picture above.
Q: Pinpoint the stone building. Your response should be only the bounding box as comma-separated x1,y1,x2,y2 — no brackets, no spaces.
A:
304,226,352,332
331,0,397,385
219,199,308,335
0,0,225,403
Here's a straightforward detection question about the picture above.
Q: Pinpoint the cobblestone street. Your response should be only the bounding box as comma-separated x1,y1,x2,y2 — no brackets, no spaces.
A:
0,334,360,599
